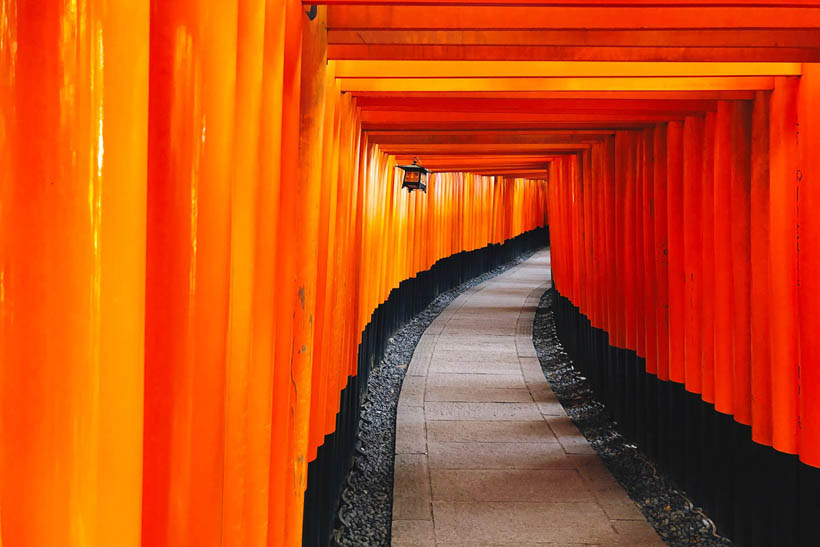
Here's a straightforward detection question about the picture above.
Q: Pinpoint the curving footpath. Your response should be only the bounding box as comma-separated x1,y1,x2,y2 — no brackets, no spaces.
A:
391,250,665,547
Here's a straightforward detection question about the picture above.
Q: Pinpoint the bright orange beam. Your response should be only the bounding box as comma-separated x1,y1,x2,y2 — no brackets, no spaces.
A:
362,111,694,125
328,29,820,48
367,132,609,146
351,91,756,100
330,44,820,63
342,77,775,92
328,6,820,29
335,61,801,79
380,144,592,154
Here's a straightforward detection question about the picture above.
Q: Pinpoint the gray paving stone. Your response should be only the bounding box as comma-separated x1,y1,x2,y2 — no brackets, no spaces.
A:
516,323,535,337
391,519,435,545
397,403,425,426
546,416,596,455
424,386,533,403
431,501,620,544
428,359,523,375
528,383,560,403
592,487,646,521
407,352,433,377
432,341,519,354
426,420,558,444
570,455,622,492
425,321,447,335
424,402,542,421
520,357,548,384
538,399,568,417
395,420,427,454
443,325,518,336
427,441,575,470
398,375,426,407
432,349,520,363
393,454,433,520
436,333,517,345
396,404,427,454
426,372,526,389
516,343,538,358
430,469,592,502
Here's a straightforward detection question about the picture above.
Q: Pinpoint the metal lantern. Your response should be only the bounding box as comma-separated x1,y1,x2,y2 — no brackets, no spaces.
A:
396,157,430,193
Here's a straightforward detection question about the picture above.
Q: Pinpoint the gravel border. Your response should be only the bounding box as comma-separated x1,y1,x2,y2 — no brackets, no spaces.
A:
330,249,540,547
533,289,734,547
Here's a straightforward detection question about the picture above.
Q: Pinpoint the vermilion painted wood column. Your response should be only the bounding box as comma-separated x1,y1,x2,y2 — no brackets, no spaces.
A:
240,1,288,544
222,2,272,546
730,101,753,426
270,0,304,543
769,77,800,455
592,144,605,333
1,2,149,546
713,101,735,416
683,115,703,393
798,63,820,469
653,125,670,383
142,0,239,542
666,121,685,384
635,133,646,360
700,112,717,405
583,150,594,319
613,133,627,350
282,6,328,544
749,89,772,447
642,128,657,376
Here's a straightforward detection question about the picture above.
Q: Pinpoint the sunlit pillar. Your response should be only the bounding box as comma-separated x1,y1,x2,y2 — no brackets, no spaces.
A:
0,2,149,545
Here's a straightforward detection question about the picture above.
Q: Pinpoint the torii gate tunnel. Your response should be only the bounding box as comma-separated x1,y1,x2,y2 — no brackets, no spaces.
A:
1,1,820,547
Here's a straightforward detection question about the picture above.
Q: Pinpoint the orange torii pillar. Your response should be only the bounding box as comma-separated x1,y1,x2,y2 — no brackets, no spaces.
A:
1,3,149,546
797,64,820,545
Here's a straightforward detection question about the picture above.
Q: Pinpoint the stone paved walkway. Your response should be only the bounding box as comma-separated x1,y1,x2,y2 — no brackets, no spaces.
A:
391,250,665,547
